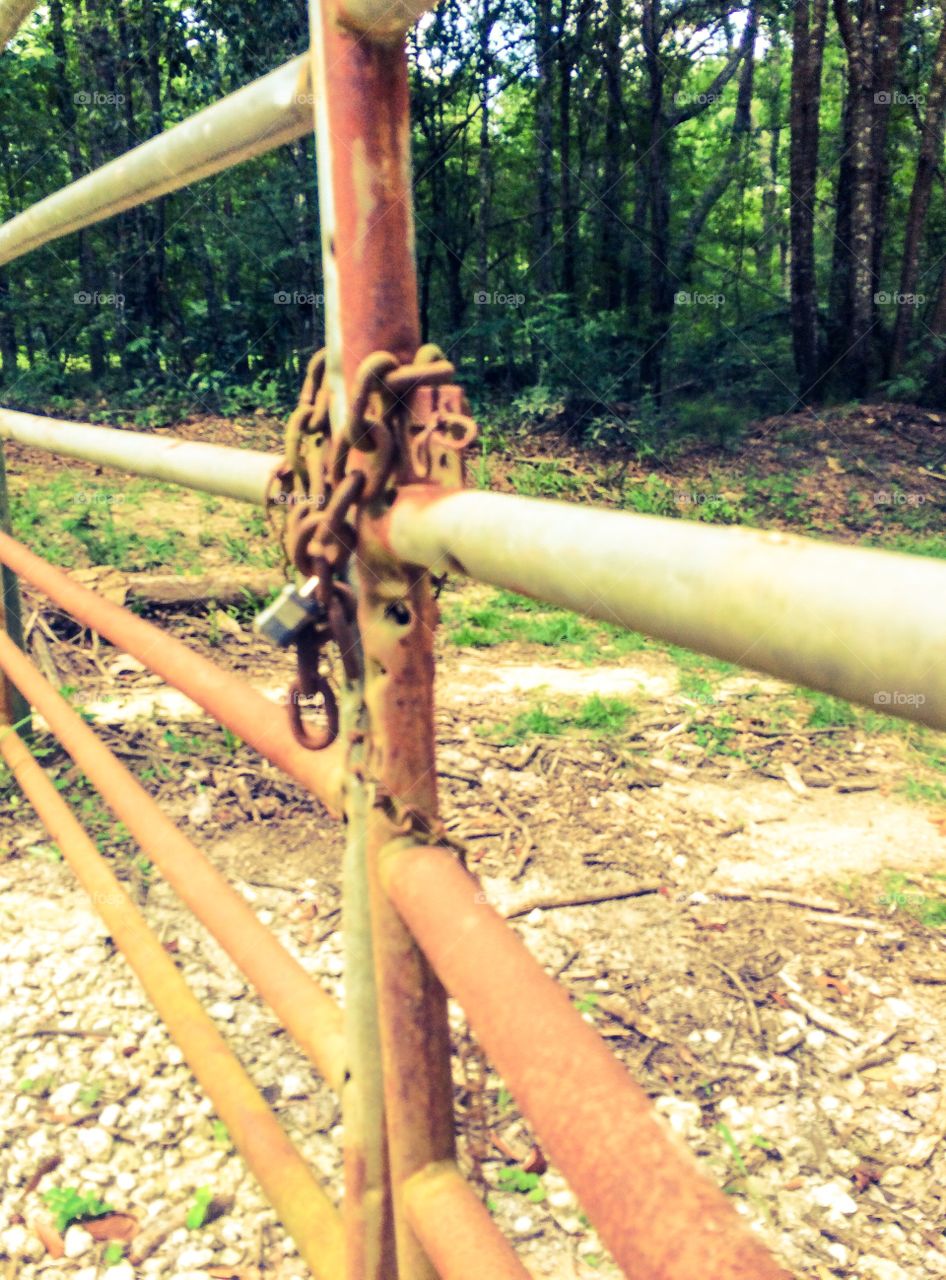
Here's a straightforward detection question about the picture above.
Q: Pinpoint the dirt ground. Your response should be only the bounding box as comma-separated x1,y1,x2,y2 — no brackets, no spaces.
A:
1,411,946,1280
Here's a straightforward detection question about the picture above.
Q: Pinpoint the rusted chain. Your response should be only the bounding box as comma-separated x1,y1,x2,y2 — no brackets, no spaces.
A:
268,344,477,753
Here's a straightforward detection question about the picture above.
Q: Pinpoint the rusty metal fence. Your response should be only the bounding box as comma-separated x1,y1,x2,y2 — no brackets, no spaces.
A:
1,2,944,1277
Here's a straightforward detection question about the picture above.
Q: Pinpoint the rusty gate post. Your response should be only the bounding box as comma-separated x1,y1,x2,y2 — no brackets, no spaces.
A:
308,3,456,1277
0,444,29,733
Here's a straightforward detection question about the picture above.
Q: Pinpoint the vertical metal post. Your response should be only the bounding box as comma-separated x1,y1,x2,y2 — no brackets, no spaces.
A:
0,444,29,732
308,3,456,1278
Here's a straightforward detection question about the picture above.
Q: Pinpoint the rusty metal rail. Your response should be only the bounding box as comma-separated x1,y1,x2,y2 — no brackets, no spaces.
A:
0,725,345,1280
2,0,925,1274
0,627,346,1092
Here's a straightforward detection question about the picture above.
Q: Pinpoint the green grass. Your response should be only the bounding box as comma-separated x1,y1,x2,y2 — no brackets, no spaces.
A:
508,460,582,498
487,694,635,745
880,871,946,927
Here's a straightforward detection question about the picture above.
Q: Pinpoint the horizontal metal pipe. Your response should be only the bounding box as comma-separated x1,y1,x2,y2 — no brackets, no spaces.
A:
0,55,311,267
403,1161,533,1280
0,408,278,504
386,486,946,730
382,843,793,1280
0,726,344,1280
0,529,344,813
0,0,34,49
0,629,347,1093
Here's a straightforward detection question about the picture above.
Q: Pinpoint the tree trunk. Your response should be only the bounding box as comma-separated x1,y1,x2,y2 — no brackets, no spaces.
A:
789,0,828,398
533,0,555,296
889,10,946,375
596,0,624,310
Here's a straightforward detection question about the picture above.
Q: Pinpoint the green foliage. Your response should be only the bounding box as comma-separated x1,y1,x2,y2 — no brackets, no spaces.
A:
185,1185,214,1230
42,1187,113,1234
489,695,634,745
496,1168,547,1203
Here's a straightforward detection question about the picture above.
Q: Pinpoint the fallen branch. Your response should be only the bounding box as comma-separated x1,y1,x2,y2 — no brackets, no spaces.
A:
505,884,660,919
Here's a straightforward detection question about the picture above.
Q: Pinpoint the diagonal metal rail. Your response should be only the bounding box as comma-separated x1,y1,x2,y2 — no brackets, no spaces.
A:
0,627,347,1092
0,725,345,1279
0,0,34,49
0,54,313,267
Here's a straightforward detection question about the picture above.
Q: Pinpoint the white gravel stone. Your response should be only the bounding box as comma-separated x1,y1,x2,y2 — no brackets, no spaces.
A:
1,1224,28,1255
115,1171,137,1193
208,1001,235,1021
811,1182,857,1217
98,1103,122,1128
513,1215,534,1233
77,1126,113,1161
63,1226,94,1258
103,1264,135,1280
177,1246,215,1269
891,1052,938,1093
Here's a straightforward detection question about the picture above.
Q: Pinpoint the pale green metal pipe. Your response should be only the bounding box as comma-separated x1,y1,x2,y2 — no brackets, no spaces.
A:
0,55,312,267
385,486,946,731
0,0,35,49
0,408,279,503
333,0,439,40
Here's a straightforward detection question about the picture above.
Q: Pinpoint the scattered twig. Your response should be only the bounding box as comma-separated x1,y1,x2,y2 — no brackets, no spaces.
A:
505,884,660,919
711,889,843,913
15,1027,108,1041
784,992,860,1044
680,943,764,1044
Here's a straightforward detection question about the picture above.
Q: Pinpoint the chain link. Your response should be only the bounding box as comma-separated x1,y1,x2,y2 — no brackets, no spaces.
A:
270,345,477,751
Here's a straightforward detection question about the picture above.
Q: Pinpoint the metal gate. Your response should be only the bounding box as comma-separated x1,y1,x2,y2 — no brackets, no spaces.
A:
0,1,944,1277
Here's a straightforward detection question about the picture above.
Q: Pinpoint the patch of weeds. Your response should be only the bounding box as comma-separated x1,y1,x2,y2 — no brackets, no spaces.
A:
902,776,946,806
799,690,858,729
78,1080,102,1108
666,643,735,676
690,714,741,758
496,1168,546,1203
621,474,678,517
19,1074,56,1096
212,1119,230,1146
509,460,583,499
42,1187,113,1234
104,1243,125,1265
185,1185,214,1230
489,695,634,745
869,533,946,561
490,705,566,745
880,871,946,927
575,992,599,1015
679,671,717,704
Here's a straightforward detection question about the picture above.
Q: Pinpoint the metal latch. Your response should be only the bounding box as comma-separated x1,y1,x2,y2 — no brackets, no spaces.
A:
254,577,327,648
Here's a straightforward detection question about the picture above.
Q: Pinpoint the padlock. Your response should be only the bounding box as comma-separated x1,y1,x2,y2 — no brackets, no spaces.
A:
254,576,328,647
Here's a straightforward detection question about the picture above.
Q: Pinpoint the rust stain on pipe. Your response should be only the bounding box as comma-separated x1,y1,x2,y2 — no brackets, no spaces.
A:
0,727,344,1279
0,629,346,1094
382,843,795,1280
404,1161,534,1279
0,529,345,813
